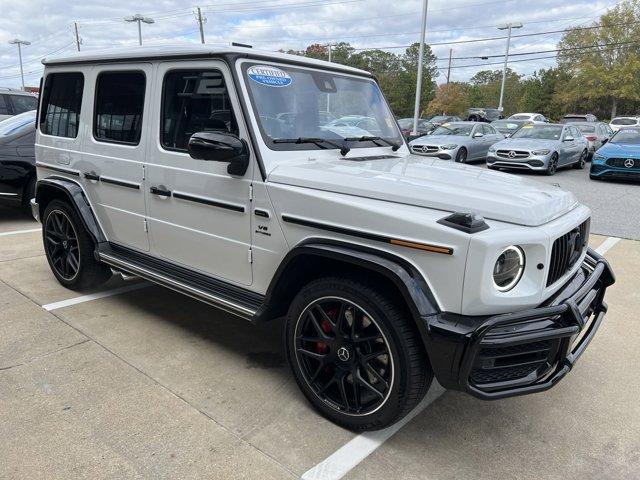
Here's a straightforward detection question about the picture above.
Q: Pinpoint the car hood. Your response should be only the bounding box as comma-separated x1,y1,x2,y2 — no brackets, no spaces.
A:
493,138,560,150
268,154,578,227
598,143,640,157
410,134,468,146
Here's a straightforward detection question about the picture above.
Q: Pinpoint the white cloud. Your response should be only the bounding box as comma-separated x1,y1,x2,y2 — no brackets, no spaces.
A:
0,0,620,87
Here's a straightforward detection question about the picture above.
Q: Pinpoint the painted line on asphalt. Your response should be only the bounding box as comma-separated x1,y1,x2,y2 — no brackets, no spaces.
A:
0,228,41,237
301,382,446,480
42,282,150,311
595,236,621,256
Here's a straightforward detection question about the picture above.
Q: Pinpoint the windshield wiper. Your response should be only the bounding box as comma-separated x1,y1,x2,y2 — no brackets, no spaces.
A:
273,137,350,156
344,136,402,151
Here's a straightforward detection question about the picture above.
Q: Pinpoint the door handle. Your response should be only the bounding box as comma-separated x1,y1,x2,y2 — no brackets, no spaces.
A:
150,186,172,197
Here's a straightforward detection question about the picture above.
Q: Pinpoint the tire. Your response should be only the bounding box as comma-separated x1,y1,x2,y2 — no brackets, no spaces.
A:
455,148,468,163
285,277,432,431
21,176,35,210
546,153,558,176
573,150,587,169
42,199,111,290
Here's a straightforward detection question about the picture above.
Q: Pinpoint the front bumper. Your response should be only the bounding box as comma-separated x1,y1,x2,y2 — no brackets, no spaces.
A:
590,162,640,181
424,248,615,399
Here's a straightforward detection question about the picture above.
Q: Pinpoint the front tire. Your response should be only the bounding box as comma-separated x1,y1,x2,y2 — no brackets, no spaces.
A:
455,148,468,163
42,200,111,290
546,153,559,176
285,277,432,431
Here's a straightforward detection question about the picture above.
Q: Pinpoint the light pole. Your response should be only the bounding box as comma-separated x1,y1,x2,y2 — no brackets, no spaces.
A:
124,14,155,46
497,22,522,113
411,0,429,136
8,39,31,91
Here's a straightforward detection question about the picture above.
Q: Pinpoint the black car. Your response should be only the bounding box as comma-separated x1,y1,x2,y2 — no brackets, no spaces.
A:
466,107,503,123
0,110,36,208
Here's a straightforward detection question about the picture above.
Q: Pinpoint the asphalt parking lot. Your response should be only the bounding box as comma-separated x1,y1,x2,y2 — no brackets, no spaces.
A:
1,165,639,479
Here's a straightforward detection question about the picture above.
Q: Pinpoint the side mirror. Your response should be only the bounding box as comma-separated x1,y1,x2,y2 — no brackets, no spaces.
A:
188,131,250,176
473,132,484,138
563,136,574,142
602,138,609,144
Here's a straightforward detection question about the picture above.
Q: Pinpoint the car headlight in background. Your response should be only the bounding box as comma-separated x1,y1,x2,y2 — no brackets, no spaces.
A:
441,144,458,150
493,246,525,292
532,149,550,155
592,153,606,162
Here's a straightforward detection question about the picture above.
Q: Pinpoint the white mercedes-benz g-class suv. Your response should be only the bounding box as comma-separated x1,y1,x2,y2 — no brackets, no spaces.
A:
32,45,614,431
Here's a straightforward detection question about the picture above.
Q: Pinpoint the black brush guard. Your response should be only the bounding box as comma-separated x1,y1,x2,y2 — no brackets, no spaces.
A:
424,248,615,400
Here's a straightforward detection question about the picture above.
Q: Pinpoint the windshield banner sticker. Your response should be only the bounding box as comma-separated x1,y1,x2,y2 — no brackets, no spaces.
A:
247,65,292,87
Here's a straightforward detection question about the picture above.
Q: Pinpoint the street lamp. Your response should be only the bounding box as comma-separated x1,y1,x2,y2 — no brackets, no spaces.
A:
124,14,155,46
497,22,523,113
411,0,429,136
8,39,31,91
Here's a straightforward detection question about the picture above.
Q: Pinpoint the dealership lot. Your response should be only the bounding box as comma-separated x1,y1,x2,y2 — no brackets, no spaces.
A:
1,164,639,479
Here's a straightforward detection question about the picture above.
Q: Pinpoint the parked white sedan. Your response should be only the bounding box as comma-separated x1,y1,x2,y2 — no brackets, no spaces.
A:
508,113,548,123
609,116,640,132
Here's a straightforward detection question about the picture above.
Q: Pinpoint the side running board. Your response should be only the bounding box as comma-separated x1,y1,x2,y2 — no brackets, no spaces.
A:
96,243,263,321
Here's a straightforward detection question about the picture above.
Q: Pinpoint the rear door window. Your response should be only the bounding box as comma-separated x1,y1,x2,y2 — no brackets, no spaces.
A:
40,72,84,138
94,71,146,145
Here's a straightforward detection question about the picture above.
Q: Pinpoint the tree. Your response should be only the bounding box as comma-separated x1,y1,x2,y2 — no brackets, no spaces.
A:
467,68,522,116
427,82,470,116
556,0,640,118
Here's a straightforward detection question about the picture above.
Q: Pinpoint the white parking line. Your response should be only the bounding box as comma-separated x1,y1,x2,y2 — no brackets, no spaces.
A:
302,383,446,480
42,282,150,311
595,236,621,256
0,228,41,237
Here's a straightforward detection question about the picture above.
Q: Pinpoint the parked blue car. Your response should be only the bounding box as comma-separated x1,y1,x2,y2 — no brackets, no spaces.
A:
590,127,640,181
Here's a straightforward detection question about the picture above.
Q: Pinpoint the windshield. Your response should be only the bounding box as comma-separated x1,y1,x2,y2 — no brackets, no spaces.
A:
242,63,402,151
429,116,450,123
576,124,596,133
611,118,638,126
492,120,524,132
0,110,36,136
431,123,472,136
510,114,530,120
511,124,563,140
611,129,640,144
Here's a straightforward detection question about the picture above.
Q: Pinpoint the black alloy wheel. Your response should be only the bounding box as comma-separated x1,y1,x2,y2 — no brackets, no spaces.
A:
546,153,559,176
294,297,393,416
455,148,468,163
44,209,80,281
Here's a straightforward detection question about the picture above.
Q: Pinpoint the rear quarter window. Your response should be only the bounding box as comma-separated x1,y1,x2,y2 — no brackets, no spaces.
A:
40,72,84,138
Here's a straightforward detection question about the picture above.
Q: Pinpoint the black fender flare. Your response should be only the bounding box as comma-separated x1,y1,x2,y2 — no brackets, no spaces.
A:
255,240,440,345
35,177,107,245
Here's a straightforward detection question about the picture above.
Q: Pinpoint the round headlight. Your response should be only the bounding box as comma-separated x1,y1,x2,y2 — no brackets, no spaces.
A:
493,246,525,292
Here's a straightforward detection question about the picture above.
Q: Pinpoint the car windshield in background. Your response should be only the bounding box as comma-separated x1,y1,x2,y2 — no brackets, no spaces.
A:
242,63,402,151
431,123,472,136
0,110,36,136
429,116,451,123
511,124,563,140
492,120,525,132
611,129,640,144
611,118,638,125
576,125,596,133
509,115,530,120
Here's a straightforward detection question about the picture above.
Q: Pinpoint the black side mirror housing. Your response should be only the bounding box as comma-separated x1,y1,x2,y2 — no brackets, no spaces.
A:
188,131,250,176
602,138,609,144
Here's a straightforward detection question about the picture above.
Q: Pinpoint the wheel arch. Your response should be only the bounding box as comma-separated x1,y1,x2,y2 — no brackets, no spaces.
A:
255,239,440,345
36,177,106,245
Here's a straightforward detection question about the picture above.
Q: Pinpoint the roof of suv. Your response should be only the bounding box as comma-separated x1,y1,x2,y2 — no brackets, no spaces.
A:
42,44,371,77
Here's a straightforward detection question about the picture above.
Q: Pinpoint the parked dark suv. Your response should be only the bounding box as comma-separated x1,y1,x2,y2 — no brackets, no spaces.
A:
0,88,38,122
0,110,36,208
466,107,503,123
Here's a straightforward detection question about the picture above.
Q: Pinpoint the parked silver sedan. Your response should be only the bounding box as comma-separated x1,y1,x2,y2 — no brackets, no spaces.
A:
486,123,589,175
409,121,503,163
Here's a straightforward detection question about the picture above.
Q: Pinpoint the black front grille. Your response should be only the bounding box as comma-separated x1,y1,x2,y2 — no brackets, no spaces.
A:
470,340,554,385
496,149,529,159
606,157,640,169
546,219,590,287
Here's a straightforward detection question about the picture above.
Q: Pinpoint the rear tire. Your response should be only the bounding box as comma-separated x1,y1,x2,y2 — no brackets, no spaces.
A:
285,277,432,431
573,150,587,169
42,200,111,290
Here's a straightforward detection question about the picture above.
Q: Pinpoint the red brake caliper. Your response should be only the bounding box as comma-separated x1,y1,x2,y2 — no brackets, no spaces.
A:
315,308,336,372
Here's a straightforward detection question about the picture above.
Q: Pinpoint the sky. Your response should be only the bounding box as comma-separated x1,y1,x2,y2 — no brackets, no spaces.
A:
0,0,623,88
